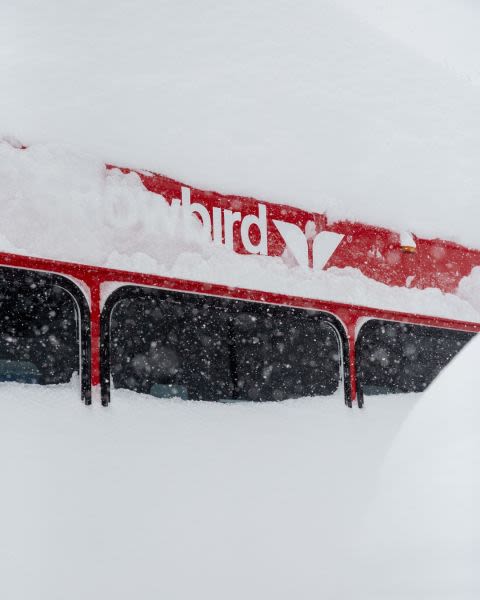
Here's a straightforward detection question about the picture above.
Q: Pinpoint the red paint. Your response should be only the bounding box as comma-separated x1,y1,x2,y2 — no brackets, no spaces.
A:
89,277,101,388
1,251,479,401
108,165,480,294
346,322,358,402
3,149,480,402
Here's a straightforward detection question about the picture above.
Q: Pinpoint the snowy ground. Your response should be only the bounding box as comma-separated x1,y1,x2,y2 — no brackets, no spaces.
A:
1,336,478,599
344,334,480,599
0,332,478,600
0,383,418,599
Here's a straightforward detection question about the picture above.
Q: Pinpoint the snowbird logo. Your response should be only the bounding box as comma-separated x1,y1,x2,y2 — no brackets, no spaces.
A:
173,187,344,269
273,220,344,270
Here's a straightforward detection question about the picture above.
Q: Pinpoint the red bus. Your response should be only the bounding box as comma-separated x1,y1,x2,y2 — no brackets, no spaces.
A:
1,162,479,407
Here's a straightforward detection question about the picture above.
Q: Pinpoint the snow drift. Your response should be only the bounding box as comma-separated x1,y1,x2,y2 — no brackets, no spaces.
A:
1,140,479,322
1,0,480,248
0,382,418,600
340,334,480,599
1,2,479,598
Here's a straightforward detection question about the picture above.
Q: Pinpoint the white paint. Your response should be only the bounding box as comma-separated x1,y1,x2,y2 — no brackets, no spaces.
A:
223,209,242,251
180,186,211,241
273,220,309,268
240,203,267,255
212,207,223,246
312,231,344,270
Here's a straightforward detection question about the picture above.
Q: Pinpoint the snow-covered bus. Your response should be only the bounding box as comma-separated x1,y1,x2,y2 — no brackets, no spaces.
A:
1,156,479,407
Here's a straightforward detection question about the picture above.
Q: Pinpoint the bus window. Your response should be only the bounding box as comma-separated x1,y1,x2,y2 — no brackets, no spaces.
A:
356,319,475,399
0,269,86,392
106,289,344,403
109,295,234,401
231,311,340,401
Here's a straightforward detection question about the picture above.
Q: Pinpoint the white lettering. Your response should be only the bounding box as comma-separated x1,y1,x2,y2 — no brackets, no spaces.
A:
240,204,267,255
181,187,211,240
273,220,309,268
312,231,344,270
212,207,223,246
224,210,242,251
172,186,343,270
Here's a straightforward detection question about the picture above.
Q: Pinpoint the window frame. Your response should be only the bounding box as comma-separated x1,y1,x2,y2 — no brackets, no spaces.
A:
100,285,352,406
0,266,91,404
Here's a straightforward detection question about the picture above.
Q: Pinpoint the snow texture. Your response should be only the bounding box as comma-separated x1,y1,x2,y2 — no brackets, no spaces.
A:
458,267,480,314
0,382,417,600
0,2,479,598
1,0,480,248
340,333,480,599
0,335,478,599
1,141,479,322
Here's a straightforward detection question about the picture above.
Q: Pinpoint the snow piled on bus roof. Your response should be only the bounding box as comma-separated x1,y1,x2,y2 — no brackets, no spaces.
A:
1,1,480,249
1,140,478,322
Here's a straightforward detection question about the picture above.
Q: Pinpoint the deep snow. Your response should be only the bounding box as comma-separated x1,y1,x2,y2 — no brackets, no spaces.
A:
1,140,479,322
0,382,417,599
0,335,478,599
1,1,479,598
1,0,480,248
339,332,480,599
337,0,480,86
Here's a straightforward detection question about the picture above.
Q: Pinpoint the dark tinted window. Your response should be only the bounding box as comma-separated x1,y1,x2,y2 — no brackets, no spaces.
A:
109,291,341,402
231,311,339,400
0,273,80,385
356,319,474,396
110,296,233,401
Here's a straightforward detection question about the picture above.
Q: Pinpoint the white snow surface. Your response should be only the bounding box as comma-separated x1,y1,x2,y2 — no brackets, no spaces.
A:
0,336,478,599
458,266,480,314
1,3,479,598
2,0,480,248
337,0,480,86
0,384,416,599
340,332,480,599
1,141,479,322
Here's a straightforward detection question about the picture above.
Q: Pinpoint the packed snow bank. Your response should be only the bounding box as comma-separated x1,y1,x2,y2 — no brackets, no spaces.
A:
2,0,480,248
339,335,480,599
0,383,417,600
1,141,479,322
458,267,480,314
0,350,476,599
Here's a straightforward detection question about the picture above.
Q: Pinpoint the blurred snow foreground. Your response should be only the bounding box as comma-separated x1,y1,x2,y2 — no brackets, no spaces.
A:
0,338,478,599
339,334,480,599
